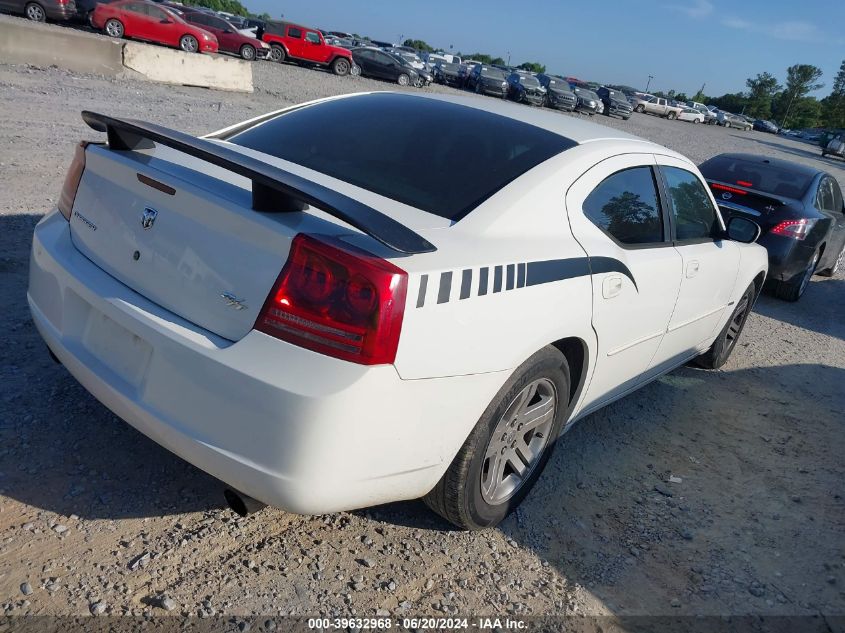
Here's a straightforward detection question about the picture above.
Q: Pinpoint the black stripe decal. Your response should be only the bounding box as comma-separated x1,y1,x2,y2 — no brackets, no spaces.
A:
589,257,638,291
526,259,591,286
416,274,428,308
506,264,515,290
493,266,503,293
517,263,526,288
478,267,489,295
460,269,472,299
438,271,452,304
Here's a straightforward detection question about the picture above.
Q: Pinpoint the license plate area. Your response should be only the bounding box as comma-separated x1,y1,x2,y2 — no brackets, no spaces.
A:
81,310,152,388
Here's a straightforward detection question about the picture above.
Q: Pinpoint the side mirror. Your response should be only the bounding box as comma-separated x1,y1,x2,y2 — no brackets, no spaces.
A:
160,19,171,23
726,216,761,243
223,28,232,33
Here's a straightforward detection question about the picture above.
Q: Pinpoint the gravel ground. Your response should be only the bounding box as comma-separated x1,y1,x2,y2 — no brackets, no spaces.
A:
1,54,844,622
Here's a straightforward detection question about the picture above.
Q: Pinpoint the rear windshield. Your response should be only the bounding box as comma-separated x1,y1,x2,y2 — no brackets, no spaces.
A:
518,75,540,87
228,93,575,221
699,156,814,199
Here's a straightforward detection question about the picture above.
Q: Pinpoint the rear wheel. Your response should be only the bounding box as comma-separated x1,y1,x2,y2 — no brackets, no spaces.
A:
424,347,570,530
695,283,755,369
239,44,256,60
179,34,199,53
331,57,350,76
693,118,700,124
269,44,285,63
773,250,820,301
103,18,124,38
349,63,361,77
724,121,732,129
635,104,645,113
667,111,677,120
397,73,410,86
24,2,45,21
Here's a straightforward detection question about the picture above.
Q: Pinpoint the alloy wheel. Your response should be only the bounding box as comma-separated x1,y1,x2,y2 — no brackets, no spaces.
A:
25,3,45,21
798,251,820,295
480,378,557,505
724,294,750,353
104,19,123,37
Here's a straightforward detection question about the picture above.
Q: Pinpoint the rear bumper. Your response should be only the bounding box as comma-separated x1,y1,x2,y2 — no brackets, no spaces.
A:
28,210,508,514
47,1,77,19
758,233,818,282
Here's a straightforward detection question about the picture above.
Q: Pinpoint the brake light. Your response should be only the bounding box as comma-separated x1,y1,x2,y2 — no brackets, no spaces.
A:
58,142,88,221
736,180,753,187
710,183,747,195
769,218,817,240
255,234,408,365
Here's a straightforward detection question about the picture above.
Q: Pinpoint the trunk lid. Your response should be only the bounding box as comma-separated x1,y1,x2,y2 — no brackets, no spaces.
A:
70,144,303,341
707,180,802,231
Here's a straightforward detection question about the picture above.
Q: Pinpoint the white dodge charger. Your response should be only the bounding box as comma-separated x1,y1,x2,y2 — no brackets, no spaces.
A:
28,92,768,529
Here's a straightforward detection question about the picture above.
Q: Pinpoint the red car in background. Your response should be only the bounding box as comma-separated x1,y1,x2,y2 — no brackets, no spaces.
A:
181,11,269,60
92,0,218,54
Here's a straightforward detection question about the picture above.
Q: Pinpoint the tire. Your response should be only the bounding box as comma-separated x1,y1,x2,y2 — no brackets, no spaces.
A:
24,2,45,21
818,243,845,277
239,44,255,61
622,116,630,121
269,44,285,63
635,104,645,113
694,283,755,369
423,347,571,530
474,81,482,94
331,57,350,76
103,17,124,38
397,73,410,86
724,121,731,129
179,34,199,53
667,112,677,120
693,118,700,124
773,250,820,301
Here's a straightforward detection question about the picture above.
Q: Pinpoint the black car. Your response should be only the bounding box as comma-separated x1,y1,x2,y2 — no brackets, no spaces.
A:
506,72,546,106
570,86,601,115
596,87,633,120
350,48,421,87
432,61,462,87
700,153,845,301
753,119,780,134
536,74,576,111
466,65,507,98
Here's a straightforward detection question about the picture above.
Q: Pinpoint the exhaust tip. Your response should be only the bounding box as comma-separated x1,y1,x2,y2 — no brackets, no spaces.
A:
224,488,266,517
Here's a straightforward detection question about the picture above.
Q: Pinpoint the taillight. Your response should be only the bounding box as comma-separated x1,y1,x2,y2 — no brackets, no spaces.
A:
58,142,89,221
769,218,817,240
255,234,408,365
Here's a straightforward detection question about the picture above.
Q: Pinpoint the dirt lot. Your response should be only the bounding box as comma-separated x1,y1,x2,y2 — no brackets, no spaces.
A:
1,56,844,624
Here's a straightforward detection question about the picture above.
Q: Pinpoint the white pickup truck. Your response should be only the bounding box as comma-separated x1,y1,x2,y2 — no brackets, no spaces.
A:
629,95,683,120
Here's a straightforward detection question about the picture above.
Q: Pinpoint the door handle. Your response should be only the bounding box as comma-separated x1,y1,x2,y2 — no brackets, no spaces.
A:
602,275,623,298
686,260,700,278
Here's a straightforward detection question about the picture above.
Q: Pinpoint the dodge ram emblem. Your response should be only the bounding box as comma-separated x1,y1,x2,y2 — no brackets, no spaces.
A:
141,207,158,230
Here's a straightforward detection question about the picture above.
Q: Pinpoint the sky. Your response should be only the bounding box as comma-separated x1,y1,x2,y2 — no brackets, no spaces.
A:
247,0,844,98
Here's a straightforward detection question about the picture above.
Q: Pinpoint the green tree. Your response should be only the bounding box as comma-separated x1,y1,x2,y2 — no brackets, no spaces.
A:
403,39,435,53
691,89,708,103
777,64,823,127
821,60,845,128
517,61,546,73
708,92,748,113
745,72,781,119
674,92,689,102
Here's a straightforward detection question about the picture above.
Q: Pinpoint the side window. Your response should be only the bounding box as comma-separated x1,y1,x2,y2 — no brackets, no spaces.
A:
817,178,836,212
287,26,302,38
661,166,720,241
125,3,146,15
831,179,844,212
583,166,665,246
305,31,320,43
146,6,166,20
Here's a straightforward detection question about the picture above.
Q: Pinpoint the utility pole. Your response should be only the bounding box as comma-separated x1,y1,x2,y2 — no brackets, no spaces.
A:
646,75,654,92
781,89,797,129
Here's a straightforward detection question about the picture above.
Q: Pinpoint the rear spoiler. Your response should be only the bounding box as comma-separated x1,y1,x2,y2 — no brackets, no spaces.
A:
80,111,436,255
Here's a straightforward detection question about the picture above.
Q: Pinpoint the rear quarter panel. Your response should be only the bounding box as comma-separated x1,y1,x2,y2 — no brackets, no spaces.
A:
393,152,598,382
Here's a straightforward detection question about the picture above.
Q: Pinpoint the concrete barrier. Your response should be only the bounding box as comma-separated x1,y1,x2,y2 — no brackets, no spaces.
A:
123,42,252,92
0,14,253,92
0,15,124,75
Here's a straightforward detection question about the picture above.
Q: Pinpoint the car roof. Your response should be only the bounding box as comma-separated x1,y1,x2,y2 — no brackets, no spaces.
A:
711,153,823,178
